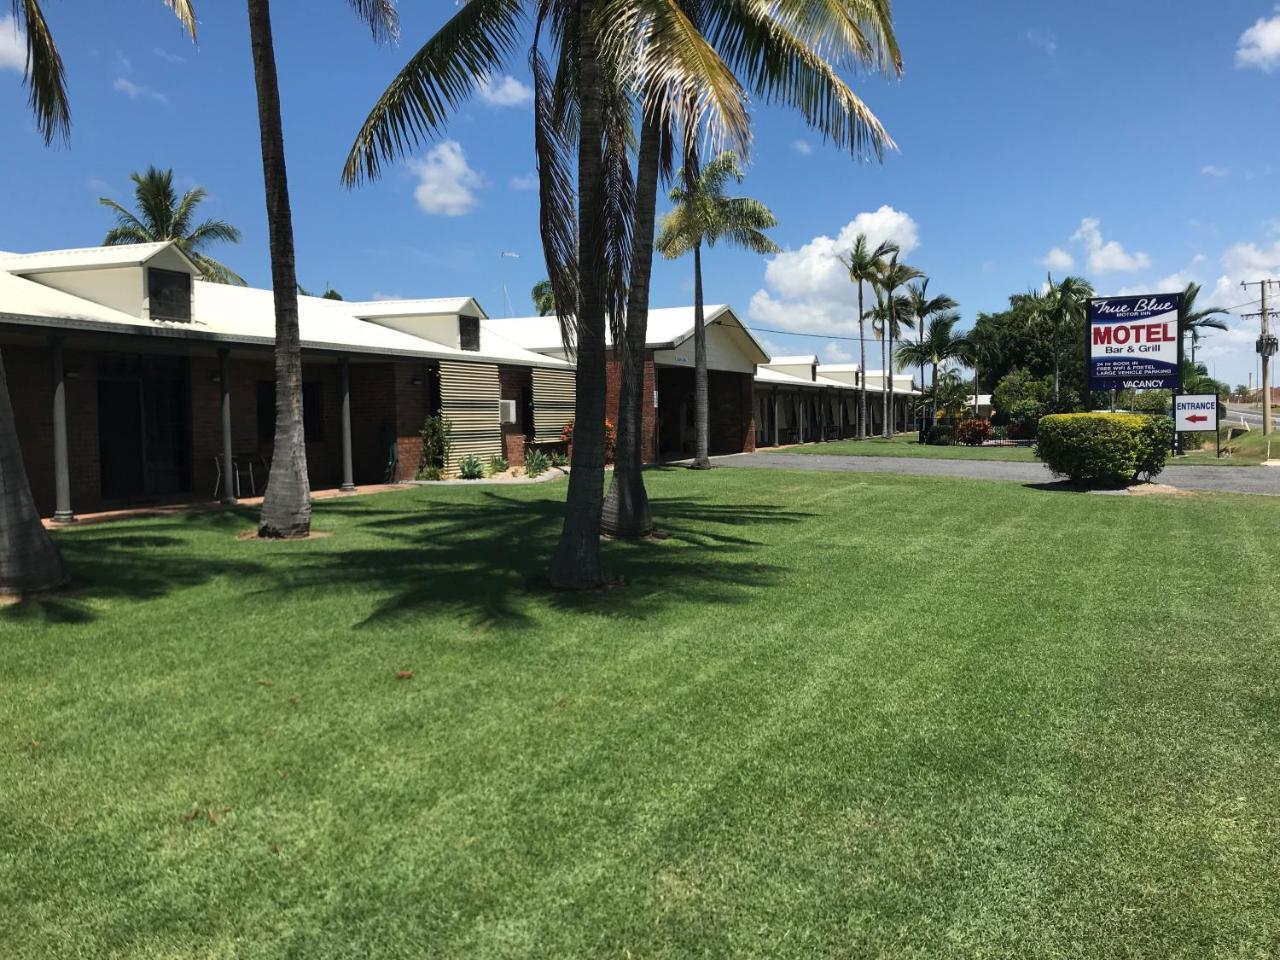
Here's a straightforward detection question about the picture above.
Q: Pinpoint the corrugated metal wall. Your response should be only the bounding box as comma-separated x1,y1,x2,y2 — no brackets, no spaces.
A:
531,368,576,443
439,359,501,472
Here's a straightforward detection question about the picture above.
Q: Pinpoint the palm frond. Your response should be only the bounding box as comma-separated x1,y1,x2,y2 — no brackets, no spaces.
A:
531,2,579,358
186,218,242,249
345,0,400,42
162,0,199,40
171,185,208,239
700,0,895,159
102,224,154,246
603,0,751,156
342,0,525,186
97,198,152,241
768,0,901,75
14,0,69,144
601,58,636,350
190,253,246,286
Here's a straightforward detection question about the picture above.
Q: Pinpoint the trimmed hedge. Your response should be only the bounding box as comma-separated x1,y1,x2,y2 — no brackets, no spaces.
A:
1035,413,1174,486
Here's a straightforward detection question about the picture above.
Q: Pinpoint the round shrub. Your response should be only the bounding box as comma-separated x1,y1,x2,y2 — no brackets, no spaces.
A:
955,419,993,446
1035,413,1173,486
458,455,485,480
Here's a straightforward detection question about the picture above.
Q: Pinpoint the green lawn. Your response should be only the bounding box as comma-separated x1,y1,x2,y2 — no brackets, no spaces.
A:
4,470,1280,958
1176,428,1274,466
781,432,1040,461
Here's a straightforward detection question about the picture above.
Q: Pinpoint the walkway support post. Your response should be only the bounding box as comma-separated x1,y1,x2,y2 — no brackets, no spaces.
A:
50,336,75,523
218,347,237,505
772,389,780,447
339,357,355,491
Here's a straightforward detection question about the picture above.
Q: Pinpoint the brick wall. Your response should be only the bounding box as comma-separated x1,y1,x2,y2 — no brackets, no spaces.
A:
708,370,755,455
605,350,657,463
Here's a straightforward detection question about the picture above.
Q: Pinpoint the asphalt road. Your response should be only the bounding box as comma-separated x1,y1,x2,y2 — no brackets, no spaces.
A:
711,451,1280,496
1223,404,1276,430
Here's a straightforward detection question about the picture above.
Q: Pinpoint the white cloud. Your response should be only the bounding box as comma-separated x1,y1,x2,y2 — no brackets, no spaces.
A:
371,291,404,301
1,15,26,72
791,139,813,156
153,47,185,64
1201,164,1230,178
1026,29,1057,57
1041,247,1075,271
1072,217,1151,273
1237,10,1280,71
508,172,538,191
476,74,533,107
747,206,920,336
822,340,854,363
408,140,483,216
113,76,168,105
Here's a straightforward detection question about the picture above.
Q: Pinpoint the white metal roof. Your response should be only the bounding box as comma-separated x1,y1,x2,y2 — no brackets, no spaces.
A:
484,304,769,362
0,242,197,274
347,297,484,319
766,355,819,365
0,251,568,368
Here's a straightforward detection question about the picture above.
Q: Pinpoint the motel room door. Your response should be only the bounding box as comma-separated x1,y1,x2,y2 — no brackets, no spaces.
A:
98,356,191,502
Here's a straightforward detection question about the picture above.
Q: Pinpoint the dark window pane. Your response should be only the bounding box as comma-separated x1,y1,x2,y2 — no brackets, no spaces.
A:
459,316,480,352
148,268,192,322
257,380,324,443
256,381,275,443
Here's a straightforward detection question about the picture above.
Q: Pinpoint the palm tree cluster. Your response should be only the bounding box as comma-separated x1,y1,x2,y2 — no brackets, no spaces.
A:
837,236,960,437
340,0,903,587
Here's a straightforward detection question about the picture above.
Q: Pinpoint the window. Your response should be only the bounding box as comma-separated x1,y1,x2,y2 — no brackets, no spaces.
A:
148,268,192,323
257,381,325,443
459,316,480,352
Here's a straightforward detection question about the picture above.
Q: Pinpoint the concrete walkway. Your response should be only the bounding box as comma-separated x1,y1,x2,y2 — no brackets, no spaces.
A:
711,451,1280,496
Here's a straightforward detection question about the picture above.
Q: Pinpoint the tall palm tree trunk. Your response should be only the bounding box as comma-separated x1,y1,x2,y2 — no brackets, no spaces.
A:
548,0,608,589
0,352,67,595
885,324,896,438
931,363,939,420
857,282,867,439
247,0,310,539
917,327,926,437
691,241,711,469
601,115,660,538
878,333,887,435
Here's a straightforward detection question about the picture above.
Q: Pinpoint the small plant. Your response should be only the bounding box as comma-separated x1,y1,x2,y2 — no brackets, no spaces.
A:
548,449,568,468
525,448,550,478
991,424,1009,441
418,414,453,477
1035,413,1173,486
488,455,509,475
418,465,444,482
458,455,485,480
561,419,617,463
955,419,993,446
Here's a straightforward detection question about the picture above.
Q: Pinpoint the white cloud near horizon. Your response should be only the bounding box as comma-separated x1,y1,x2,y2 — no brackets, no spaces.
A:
1072,217,1151,273
476,74,533,107
1201,164,1230,178
113,76,168,105
409,141,482,216
1237,9,1280,71
1,15,27,72
747,206,920,337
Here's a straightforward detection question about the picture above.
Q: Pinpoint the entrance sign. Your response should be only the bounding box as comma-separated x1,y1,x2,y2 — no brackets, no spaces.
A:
1174,394,1219,432
1088,293,1183,390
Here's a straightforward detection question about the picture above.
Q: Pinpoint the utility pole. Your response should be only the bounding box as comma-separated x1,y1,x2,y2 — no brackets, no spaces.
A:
1241,279,1279,435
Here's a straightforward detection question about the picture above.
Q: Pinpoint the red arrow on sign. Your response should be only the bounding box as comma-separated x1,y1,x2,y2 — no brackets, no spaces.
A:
1186,414,1208,423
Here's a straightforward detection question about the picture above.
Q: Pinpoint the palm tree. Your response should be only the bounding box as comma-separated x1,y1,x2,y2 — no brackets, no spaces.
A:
868,291,910,434
1178,281,1229,368
1040,274,1094,404
531,280,556,316
2,1,194,596
895,312,971,421
904,279,957,431
655,151,779,469
838,236,898,439
249,0,397,540
99,167,245,284
603,0,900,537
876,254,922,437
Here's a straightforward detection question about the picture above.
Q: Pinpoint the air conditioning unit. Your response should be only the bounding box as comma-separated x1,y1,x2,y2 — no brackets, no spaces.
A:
500,399,518,424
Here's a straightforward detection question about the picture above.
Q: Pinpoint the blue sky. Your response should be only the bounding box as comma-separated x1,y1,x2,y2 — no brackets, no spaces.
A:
2,1,1279,387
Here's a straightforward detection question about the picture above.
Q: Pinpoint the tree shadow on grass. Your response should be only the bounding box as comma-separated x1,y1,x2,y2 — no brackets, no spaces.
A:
2,527,266,626
252,490,815,629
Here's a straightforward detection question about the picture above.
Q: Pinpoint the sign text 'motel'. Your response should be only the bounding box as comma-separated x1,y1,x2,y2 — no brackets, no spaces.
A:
1088,293,1183,391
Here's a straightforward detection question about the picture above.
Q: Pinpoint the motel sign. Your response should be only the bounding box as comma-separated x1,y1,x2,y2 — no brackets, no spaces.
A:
1087,293,1183,391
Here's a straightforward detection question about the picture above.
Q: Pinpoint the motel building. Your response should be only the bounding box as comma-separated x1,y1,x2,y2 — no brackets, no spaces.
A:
753,357,916,447
0,242,576,520
1,241,923,519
